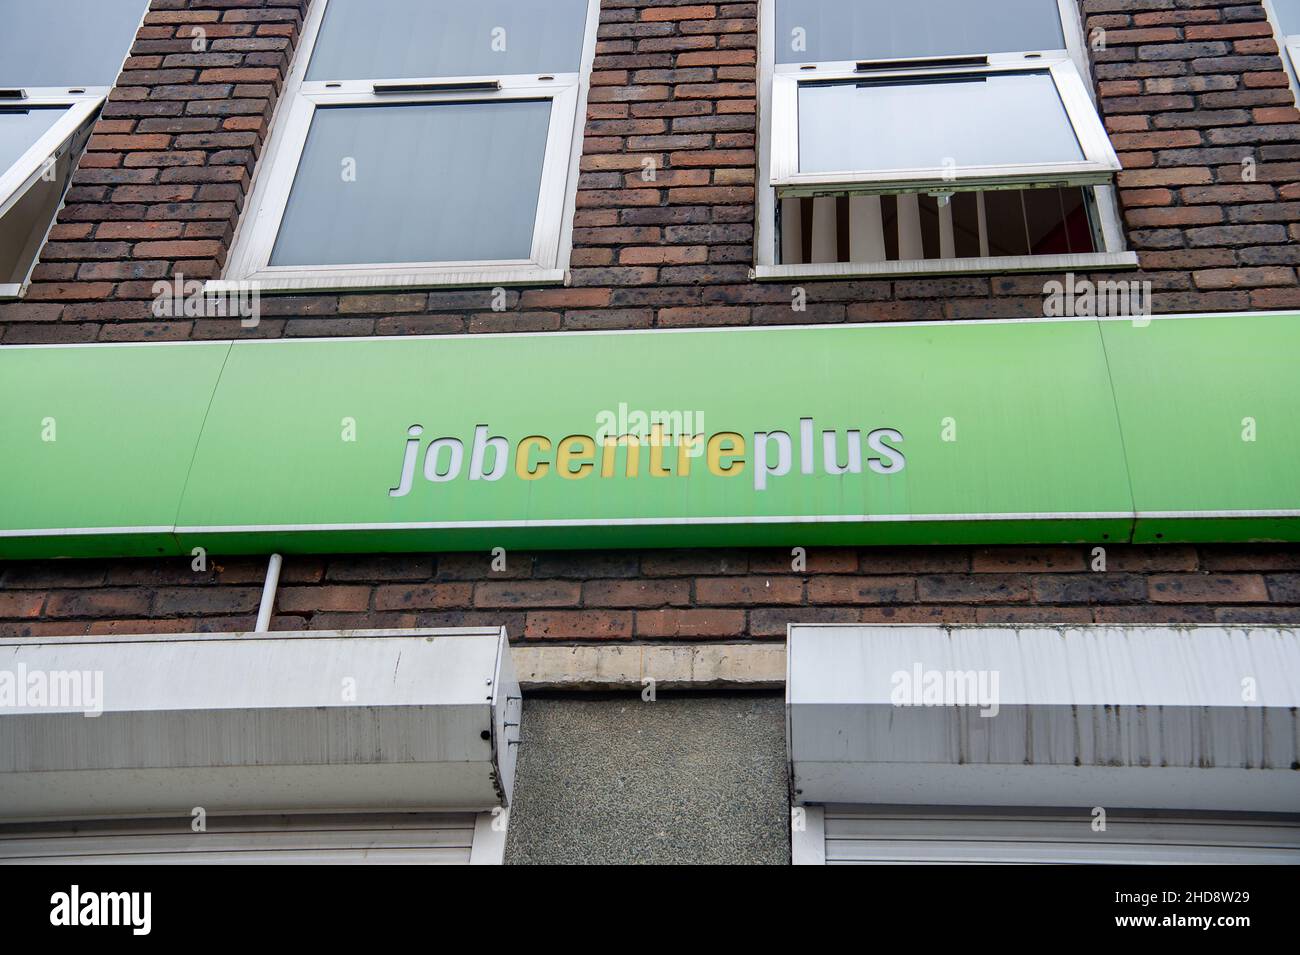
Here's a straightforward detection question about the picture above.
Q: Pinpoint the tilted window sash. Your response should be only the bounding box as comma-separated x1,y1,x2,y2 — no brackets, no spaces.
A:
0,93,103,296
0,95,100,219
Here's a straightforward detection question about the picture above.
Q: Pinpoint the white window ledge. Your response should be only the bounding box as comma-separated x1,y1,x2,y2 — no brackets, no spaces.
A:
0,283,24,300
206,267,567,296
753,251,1139,282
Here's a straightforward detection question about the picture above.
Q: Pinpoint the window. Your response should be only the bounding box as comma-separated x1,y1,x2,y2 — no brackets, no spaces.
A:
0,0,149,297
756,0,1136,278
220,0,598,292
1265,0,1300,94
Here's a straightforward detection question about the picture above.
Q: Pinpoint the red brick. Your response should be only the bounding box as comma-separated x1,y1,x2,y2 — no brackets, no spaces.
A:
475,581,582,608
972,547,1087,573
0,592,45,618
1149,574,1269,603
642,5,716,22
276,585,371,613
45,590,152,618
806,576,916,603
634,608,746,638
583,579,690,607
695,576,803,605
917,575,1031,603
523,611,633,640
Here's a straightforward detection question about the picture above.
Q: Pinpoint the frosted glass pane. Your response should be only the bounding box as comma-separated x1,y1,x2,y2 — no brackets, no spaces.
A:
775,0,1065,64
307,0,591,80
798,73,1084,174
270,100,552,267
0,0,147,87
0,107,67,173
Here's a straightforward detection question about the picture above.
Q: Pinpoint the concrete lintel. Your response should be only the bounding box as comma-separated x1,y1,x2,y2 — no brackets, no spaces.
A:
510,642,786,691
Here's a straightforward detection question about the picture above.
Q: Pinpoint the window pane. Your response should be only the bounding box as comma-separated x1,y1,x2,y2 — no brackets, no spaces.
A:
775,0,1065,63
0,0,147,87
797,72,1084,175
1273,0,1300,35
270,100,552,267
0,107,68,173
307,0,591,80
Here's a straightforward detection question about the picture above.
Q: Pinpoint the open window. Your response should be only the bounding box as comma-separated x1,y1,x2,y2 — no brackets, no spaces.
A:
0,0,148,298
219,0,599,293
756,0,1137,278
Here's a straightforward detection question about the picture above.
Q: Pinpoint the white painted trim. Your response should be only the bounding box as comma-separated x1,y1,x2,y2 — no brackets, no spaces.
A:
171,511,1136,532
756,0,778,267
27,508,1300,544
0,525,175,538
754,250,1138,281
469,810,508,865
1261,0,1300,97
1057,0,1096,88
792,805,825,865
206,268,565,296
5,626,506,648
21,512,1300,548
0,283,23,299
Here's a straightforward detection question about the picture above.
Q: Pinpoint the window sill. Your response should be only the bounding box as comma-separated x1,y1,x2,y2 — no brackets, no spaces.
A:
206,267,567,296
0,283,24,301
752,251,1139,282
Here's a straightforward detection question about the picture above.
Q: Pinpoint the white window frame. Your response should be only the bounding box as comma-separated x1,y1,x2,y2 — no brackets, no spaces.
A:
754,0,1137,280
0,93,102,298
217,0,601,294
1263,0,1300,101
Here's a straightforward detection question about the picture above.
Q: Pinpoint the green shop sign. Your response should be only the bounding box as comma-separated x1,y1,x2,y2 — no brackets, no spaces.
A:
1,311,1297,558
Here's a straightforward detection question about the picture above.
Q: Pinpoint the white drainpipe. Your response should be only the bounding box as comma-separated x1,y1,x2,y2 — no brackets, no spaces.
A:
254,553,283,633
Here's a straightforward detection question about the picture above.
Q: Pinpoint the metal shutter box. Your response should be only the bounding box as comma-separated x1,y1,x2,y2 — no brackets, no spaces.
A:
787,624,1300,813
0,628,521,821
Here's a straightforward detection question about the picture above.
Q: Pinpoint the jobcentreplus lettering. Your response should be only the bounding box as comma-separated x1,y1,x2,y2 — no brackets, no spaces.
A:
389,417,906,497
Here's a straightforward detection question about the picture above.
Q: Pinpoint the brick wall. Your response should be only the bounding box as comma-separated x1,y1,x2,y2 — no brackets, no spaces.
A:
1,1,1299,642
2,545,1298,640
0,0,1297,343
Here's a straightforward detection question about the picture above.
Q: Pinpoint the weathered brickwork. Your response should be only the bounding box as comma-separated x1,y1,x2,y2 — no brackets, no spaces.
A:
1,2,1298,641
0,0,1296,342
3,546,1299,641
